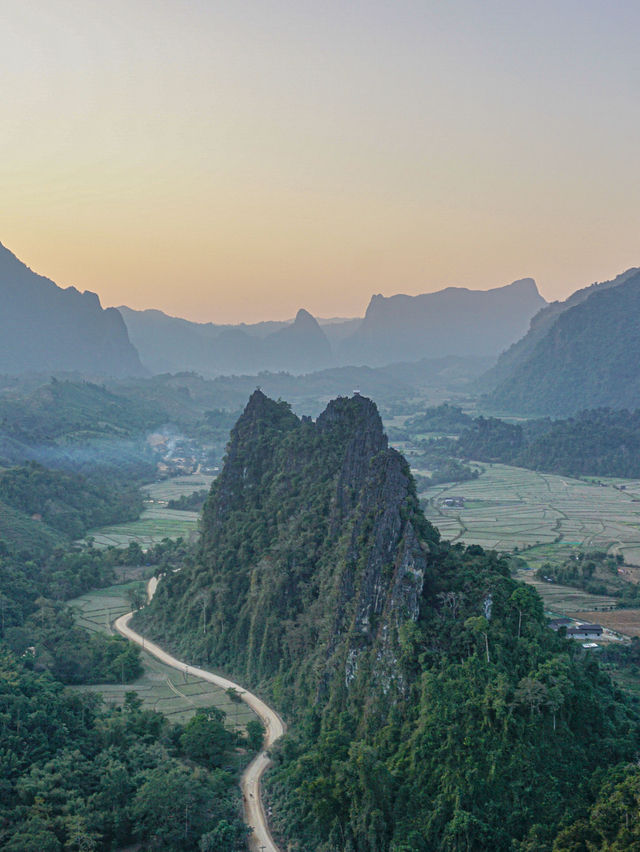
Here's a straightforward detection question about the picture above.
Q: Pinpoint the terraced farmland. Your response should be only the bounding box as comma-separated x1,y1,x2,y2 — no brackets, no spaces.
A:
418,463,640,567
69,583,257,729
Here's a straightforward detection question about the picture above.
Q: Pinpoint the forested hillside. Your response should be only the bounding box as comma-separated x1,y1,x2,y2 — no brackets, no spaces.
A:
0,653,246,850
0,379,163,479
480,267,638,393
139,392,640,851
0,462,142,541
485,269,640,415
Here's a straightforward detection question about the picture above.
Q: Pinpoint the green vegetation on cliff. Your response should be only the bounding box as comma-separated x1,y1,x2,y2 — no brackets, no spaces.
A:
139,392,640,851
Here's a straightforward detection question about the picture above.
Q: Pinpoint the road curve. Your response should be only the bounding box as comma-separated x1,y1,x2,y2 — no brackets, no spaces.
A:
114,588,285,852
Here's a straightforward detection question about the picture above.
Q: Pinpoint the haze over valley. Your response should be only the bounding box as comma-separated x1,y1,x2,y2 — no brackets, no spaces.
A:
4,2,640,850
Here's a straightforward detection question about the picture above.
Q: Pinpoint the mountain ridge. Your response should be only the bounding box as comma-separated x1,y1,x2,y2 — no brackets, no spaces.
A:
0,242,145,377
484,268,640,414
480,267,639,392
119,277,545,376
338,277,546,365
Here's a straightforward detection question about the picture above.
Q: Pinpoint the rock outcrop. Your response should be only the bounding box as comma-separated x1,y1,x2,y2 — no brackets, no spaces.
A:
139,390,437,699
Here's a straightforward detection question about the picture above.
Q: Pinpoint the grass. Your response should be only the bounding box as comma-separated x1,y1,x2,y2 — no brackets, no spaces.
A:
69,581,257,729
418,463,640,565
513,570,619,615
83,472,214,549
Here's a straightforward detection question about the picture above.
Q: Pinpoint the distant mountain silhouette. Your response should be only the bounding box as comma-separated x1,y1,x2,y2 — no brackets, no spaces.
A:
266,309,332,371
0,242,145,377
337,278,546,365
484,268,640,415
119,305,333,376
121,280,543,376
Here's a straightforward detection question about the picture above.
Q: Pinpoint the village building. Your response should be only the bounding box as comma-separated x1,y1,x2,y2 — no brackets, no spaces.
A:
566,624,603,640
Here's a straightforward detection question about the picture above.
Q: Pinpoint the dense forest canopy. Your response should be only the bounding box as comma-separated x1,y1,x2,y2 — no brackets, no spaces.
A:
138,392,640,851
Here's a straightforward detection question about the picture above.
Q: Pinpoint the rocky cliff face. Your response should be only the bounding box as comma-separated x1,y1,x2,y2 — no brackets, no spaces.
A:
139,390,437,700
0,242,145,377
135,389,639,852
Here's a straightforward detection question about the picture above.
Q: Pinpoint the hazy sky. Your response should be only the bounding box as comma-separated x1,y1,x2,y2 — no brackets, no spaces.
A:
2,0,639,322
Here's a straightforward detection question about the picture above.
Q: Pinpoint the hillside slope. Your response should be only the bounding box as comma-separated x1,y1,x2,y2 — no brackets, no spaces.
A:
481,267,639,392
0,242,145,377
138,391,640,851
486,269,640,414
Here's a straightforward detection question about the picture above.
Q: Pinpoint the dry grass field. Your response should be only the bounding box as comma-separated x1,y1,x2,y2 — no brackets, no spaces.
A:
574,609,640,638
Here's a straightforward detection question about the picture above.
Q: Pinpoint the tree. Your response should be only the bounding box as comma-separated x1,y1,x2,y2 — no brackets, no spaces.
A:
513,677,548,717
246,719,265,751
510,586,541,639
180,709,232,768
465,616,490,662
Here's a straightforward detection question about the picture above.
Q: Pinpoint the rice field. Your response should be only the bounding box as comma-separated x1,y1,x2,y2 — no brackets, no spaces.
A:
144,473,214,503
69,582,257,729
512,572,619,615
418,463,640,566
84,472,214,549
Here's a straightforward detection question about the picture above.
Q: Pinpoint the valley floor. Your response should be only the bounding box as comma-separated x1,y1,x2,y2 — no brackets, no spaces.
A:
418,462,640,567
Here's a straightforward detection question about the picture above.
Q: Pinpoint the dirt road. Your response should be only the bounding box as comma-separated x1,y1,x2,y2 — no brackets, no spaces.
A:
114,587,284,852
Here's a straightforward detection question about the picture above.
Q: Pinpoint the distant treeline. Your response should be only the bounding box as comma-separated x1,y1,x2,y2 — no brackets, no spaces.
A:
167,489,209,511
405,405,640,480
457,408,640,478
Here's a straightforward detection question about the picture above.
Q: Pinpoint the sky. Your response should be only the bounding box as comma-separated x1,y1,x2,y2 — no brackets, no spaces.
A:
2,0,639,323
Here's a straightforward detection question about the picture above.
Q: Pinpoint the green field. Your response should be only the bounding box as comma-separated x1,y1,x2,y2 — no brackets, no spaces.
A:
69,582,257,729
84,472,214,549
144,473,214,503
418,463,640,566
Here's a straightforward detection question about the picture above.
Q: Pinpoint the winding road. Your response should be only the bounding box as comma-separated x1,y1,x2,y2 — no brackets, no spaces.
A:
114,578,285,852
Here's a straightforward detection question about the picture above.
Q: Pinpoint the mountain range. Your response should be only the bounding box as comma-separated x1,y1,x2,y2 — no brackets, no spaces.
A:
0,238,549,379
0,242,145,377
118,305,334,375
120,278,546,376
